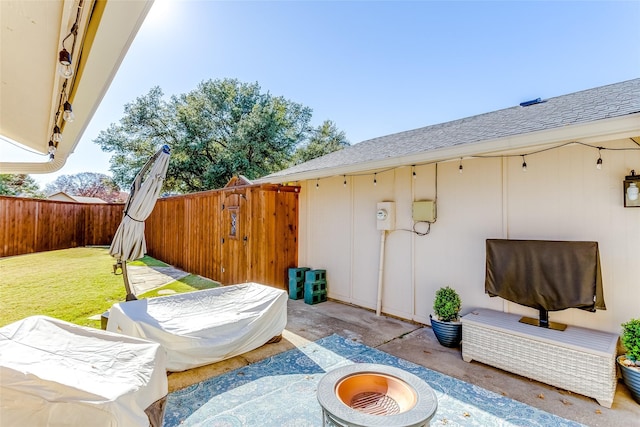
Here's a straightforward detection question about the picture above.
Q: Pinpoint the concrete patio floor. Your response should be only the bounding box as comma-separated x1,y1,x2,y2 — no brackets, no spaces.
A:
166,297,639,427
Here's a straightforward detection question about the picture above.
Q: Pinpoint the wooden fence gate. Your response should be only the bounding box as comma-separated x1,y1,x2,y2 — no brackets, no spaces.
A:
144,182,299,289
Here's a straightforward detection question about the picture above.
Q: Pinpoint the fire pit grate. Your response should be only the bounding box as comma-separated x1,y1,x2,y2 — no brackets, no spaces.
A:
350,391,401,416
317,363,438,427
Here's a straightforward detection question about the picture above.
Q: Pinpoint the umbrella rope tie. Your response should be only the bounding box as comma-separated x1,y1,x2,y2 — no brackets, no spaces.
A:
125,212,144,223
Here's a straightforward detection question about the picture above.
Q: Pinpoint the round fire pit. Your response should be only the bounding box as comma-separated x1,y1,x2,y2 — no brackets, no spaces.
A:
317,363,437,427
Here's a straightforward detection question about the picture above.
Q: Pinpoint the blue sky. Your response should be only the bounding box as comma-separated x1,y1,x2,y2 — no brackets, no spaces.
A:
10,0,640,187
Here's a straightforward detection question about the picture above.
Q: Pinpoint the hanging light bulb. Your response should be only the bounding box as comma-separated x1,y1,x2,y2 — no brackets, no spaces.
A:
596,149,603,170
521,155,527,172
459,158,463,174
628,182,639,201
373,173,377,186
63,101,75,122
59,48,71,65
58,49,74,79
48,139,57,160
626,170,640,203
343,175,347,187
412,165,416,179
316,178,319,190
48,140,57,155
52,125,62,144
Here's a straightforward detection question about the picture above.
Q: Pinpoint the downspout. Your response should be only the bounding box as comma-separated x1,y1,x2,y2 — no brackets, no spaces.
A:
376,229,387,316
502,156,509,313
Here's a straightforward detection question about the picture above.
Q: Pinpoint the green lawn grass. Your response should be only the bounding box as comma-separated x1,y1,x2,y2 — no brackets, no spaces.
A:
139,274,219,298
0,247,218,329
128,255,170,267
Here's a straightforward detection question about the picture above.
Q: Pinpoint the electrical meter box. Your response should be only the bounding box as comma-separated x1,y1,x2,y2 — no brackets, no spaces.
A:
412,200,436,222
376,201,396,230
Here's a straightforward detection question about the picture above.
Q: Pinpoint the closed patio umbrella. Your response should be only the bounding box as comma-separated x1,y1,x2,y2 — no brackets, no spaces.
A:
110,145,170,301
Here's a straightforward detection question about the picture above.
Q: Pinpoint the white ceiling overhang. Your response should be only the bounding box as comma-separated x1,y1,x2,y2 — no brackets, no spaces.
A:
0,0,153,174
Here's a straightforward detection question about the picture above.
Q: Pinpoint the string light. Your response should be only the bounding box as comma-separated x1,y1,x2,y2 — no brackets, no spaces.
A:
63,101,75,122
343,175,347,187
57,2,81,79
316,178,319,189
52,125,62,144
58,48,74,79
296,140,639,190
48,140,57,154
49,0,83,161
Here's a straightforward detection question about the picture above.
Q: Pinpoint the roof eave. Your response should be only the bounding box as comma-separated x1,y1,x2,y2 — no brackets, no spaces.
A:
0,0,154,175
256,113,640,184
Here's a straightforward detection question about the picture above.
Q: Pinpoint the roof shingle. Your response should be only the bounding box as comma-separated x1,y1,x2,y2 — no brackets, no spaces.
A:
265,78,640,179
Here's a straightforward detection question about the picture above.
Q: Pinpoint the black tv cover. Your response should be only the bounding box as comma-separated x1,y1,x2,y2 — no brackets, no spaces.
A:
485,239,605,312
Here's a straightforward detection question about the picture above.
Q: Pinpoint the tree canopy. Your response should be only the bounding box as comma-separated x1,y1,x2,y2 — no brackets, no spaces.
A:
44,172,123,203
0,174,43,198
290,120,349,165
95,78,349,193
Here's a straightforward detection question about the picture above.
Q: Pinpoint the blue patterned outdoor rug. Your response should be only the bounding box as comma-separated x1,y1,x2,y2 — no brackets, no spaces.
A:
163,334,583,426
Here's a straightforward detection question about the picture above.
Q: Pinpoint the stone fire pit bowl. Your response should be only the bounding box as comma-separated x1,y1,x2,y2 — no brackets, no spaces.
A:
317,363,438,427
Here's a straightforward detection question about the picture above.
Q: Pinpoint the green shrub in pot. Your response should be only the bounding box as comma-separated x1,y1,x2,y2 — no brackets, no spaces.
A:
621,318,640,364
433,286,461,322
430,286,462,348
618,318,640,404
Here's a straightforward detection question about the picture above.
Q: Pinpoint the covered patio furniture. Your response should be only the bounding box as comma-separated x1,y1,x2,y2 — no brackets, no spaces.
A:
107,282,287,371
0,315,168,427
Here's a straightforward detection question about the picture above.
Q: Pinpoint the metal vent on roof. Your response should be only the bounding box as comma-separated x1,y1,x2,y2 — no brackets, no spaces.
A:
520,98,545,107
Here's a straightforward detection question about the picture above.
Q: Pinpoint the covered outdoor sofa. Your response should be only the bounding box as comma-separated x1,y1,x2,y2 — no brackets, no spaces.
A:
0,315,168,427
106,282,288,371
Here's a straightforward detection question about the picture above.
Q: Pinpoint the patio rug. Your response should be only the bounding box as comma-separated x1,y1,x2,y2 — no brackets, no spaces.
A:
163,334,584,427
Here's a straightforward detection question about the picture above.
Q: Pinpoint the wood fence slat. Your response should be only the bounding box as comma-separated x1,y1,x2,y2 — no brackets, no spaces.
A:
144,185,298,289
0,196,124,258
1,184,299,290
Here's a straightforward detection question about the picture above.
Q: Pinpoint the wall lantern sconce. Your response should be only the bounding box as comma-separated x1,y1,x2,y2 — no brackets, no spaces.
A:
624,170,640,207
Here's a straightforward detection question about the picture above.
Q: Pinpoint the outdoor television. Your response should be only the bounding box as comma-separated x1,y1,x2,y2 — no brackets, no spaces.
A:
485,239,606,330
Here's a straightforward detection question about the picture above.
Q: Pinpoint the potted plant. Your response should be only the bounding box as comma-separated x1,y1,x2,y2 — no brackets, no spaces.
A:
618,318,640,404
430,286,462,348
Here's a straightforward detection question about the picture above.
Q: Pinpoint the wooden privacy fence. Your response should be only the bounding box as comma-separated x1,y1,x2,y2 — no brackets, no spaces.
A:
0,196,124,258
145,182,299,290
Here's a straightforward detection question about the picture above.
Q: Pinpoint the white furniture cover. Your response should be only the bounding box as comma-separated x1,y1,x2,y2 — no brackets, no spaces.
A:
107,282,288,371
0,315,168,427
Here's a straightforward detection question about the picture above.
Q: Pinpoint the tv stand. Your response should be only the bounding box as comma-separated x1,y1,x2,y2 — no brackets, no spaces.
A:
519,309,567,331
461,308,618,407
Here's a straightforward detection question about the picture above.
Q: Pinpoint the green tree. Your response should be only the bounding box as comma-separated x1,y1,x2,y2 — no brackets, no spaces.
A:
44,172,123,203
96,79,313,193
0,174,43,198
291,120,350,165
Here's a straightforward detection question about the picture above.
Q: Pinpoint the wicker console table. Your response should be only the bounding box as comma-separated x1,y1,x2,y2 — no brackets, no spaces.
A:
461,308,618,407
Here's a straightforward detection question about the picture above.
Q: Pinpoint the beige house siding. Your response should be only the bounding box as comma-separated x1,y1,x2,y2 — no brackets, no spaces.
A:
297,137,640,334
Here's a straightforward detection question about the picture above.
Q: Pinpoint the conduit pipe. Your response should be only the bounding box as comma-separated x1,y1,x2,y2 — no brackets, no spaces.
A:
376,230,386,316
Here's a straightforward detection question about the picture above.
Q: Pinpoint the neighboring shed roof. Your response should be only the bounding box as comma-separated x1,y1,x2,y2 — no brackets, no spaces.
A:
47,192,107,204
263,79,640,181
